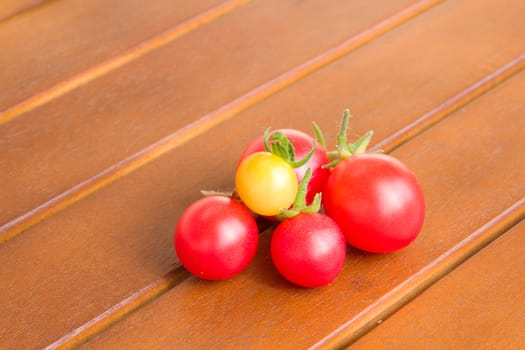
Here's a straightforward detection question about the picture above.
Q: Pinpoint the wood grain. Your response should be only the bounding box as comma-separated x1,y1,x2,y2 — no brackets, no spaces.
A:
4,37,524,350
4,0,525,243
46,268,191,350
0,0,232,113
314,197,525,348
0,1,430,348
0,0,426,240
372,53,525,154
350,220,525,350
79,68,525,349
0,0,46,22
1,0,524,348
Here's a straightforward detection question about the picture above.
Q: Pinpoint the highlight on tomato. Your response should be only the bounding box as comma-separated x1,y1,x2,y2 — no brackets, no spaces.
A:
172,107,426,288
174,196,259,280
323,153,425,253
238,127,330,205
270,169,346,288
235,152,298,216
322,109,425,253
271,212,346,288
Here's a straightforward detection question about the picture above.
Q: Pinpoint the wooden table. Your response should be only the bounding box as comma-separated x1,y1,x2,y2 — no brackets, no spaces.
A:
1,0,524,349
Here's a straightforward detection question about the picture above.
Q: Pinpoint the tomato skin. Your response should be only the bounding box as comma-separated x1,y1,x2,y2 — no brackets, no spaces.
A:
235,152,298,216
271,213,346,288
323,153,425,253
174,196,258,280
239,129,330,204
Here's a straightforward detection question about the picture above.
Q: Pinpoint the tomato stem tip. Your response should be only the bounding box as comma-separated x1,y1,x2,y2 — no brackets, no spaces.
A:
263,127,317,168
322,108,375,168
312,122,326,148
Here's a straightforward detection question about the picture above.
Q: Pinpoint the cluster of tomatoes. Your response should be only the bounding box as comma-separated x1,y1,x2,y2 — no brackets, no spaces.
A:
174,110,425,288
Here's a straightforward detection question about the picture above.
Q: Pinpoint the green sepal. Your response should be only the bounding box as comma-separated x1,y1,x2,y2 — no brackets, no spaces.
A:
288,140,316,168
322,108,374,168
348,130,373,154
336,109,352,158
276,168,322,220
263,127,316,169
312,122,326,148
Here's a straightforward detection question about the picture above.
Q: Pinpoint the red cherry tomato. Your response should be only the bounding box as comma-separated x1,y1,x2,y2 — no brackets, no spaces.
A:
271,213,346,288
323,153,425,253
174,196,258,280
239,129,330,204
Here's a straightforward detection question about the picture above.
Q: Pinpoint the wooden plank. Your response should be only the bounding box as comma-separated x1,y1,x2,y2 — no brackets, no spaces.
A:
78,70,525,348
313,200,525,348
4,0,525,244
1,1,524,349
0,0,46,22
0,1,425,348
0,0,234,112
350,220,525,349
0,0,427,240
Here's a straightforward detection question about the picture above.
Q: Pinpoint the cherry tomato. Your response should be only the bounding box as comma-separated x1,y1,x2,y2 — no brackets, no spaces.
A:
323,153,425,253
235,152,298,216
271,213,346,288
239,129,330,204
174,196,258,280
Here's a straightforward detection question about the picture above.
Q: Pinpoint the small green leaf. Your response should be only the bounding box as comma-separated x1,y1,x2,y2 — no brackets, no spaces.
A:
288,140,316,168
268,131,296,160
336,109,350,147
302,192,322,214
312,122,326,148
260,126,320,169
322,159,340,169
275,168,322,220
335,109,353,159
293,168,312,209
323,108,375,168
263,127,272,153
276,208,298,220
349,130,373,155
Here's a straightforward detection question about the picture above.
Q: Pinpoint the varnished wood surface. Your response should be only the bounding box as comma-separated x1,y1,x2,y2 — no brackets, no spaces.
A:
0,0,422,241
0,0,228,113
78,69,525,349
1,0,524,349
0,0,45,22
351,221,525,349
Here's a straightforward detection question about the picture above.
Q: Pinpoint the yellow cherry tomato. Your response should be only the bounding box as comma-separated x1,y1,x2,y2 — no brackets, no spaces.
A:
235,152,298,216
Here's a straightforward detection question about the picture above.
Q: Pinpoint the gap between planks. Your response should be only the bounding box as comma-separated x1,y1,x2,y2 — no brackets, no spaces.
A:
43,55,525,350
43,268,191,350
43,218,275,350
0,0,447,244
310,197,525,349
0,0,250,125
0,0,52,23
372,53,525,153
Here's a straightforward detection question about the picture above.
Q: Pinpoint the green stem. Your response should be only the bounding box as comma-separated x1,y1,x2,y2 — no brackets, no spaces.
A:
292,168,311,209
263,127,316,169
276,168,321,220
336,109,352,159
312,122,326,148
322,109,375,169
288,141,316,168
